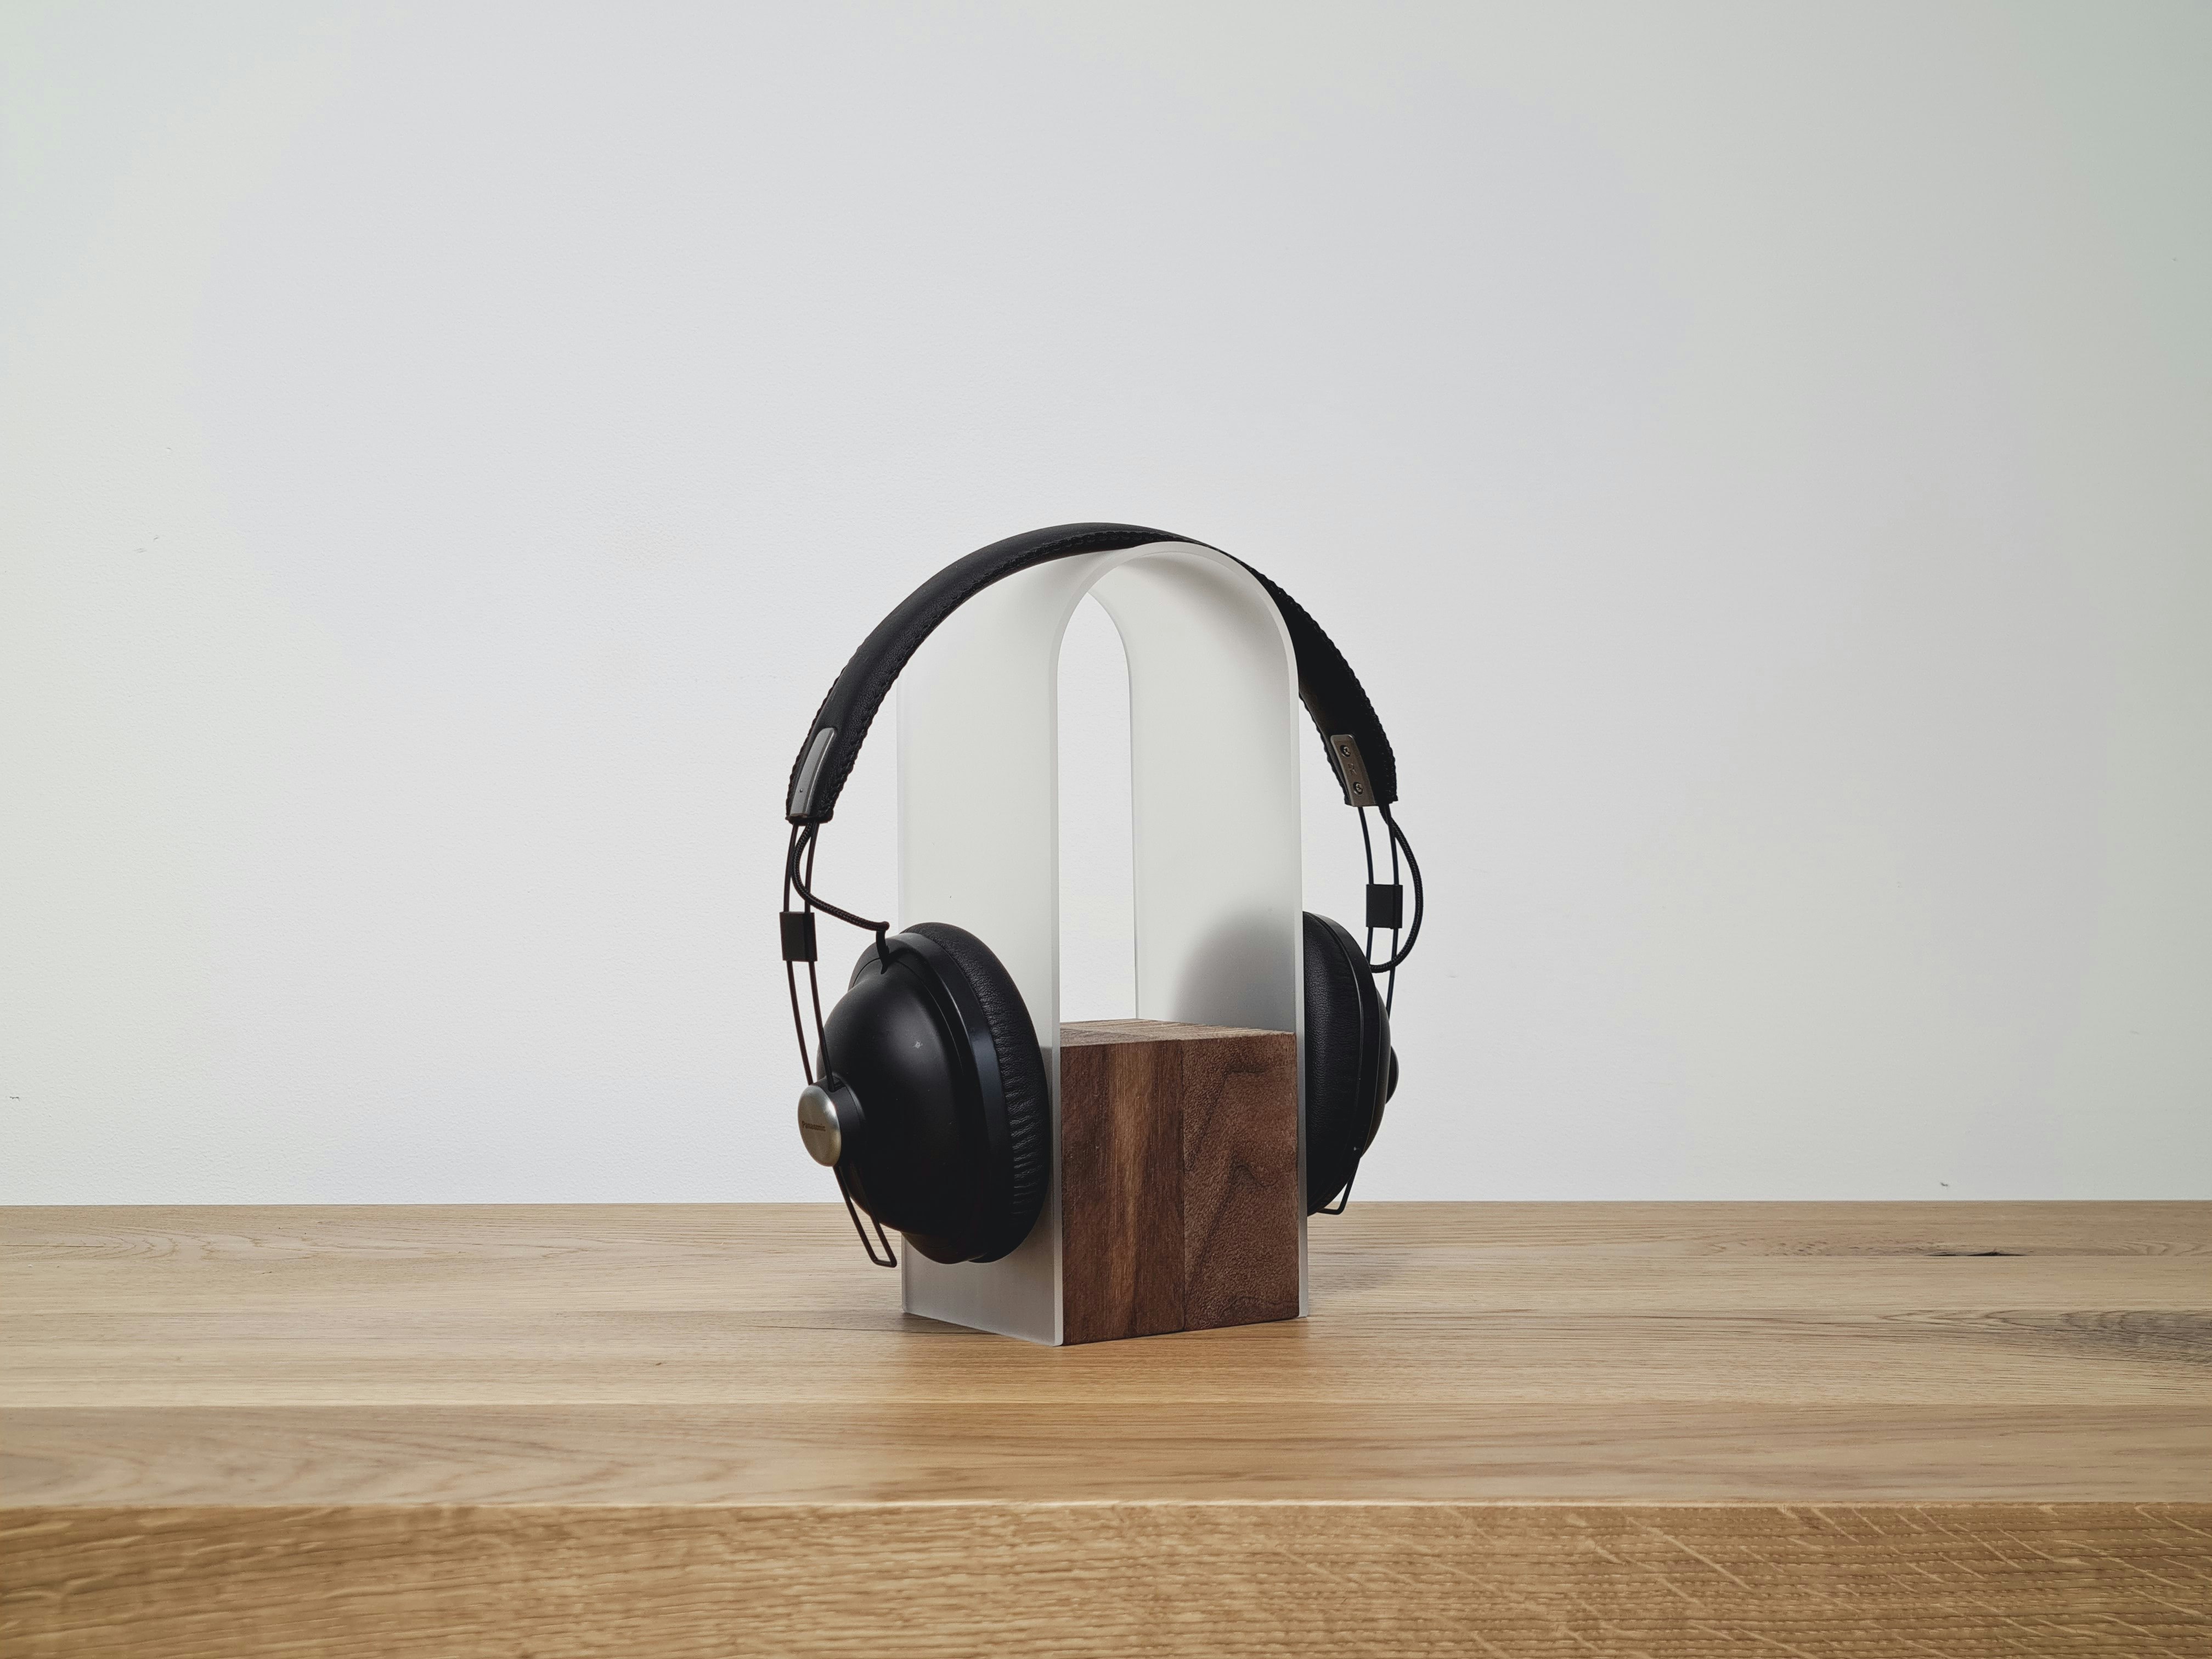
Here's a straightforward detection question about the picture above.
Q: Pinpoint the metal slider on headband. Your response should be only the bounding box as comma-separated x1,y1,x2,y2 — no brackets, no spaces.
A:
788,726,835,819
1328,732,1377,809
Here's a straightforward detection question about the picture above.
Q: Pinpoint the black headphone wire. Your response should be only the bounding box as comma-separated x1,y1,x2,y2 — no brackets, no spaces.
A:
783,822,898,1267
1358,805,1422,994
1334,801,1424,1214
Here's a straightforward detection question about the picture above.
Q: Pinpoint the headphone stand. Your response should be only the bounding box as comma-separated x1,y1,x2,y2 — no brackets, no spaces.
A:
894,541,1310,1344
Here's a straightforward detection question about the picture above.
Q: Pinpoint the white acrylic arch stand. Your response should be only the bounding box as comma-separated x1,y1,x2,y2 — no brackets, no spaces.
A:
896,541,1308,1344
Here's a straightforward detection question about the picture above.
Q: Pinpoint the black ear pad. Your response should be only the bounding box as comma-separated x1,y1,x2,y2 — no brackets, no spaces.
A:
819,923,1047,1265
1302,912,1394,1212
905,922,1048,1255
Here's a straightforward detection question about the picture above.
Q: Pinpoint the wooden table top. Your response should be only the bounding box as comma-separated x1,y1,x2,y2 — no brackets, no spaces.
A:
4,1199,2206,1506
4,1201,2209,1657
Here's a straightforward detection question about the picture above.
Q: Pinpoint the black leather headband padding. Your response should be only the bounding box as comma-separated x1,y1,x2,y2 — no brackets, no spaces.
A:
1229,557,1401,810
786,522,1398,823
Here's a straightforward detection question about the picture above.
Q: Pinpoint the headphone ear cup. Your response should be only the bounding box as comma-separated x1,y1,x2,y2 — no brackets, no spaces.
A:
1301,912,1391,1212
904,922,1049,1261
819,924,1048,1265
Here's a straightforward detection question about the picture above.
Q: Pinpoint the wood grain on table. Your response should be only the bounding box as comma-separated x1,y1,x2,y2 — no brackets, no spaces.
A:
3,1201,2208,1655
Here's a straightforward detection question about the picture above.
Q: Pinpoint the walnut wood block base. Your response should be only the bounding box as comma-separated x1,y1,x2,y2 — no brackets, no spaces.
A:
1057,1018,1299,1344
4,1203,2210,1657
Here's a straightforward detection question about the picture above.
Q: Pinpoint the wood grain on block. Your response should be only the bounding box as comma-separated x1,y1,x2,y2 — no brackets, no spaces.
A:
1057,1027,1183,1340
1057,1019,1298,1345
1178,1030,1300,1329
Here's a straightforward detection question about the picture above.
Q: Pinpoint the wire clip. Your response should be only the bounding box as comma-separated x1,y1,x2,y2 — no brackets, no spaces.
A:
1365,883,1403,930
780,910,818,963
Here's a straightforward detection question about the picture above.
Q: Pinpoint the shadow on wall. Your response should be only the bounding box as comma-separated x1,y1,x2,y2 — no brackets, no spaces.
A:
1168,906,1299,1035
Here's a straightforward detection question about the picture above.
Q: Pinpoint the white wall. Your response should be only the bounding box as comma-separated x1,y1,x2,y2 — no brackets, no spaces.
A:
4,2,2207,1204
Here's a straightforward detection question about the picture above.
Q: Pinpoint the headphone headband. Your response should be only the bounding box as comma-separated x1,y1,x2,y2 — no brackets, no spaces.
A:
785,523,1398,823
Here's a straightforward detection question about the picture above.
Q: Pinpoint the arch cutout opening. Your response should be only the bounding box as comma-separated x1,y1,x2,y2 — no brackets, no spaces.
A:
1056,592,1137,1023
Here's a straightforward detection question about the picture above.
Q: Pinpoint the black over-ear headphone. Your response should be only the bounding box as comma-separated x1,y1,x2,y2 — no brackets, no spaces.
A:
778,524,1424,1268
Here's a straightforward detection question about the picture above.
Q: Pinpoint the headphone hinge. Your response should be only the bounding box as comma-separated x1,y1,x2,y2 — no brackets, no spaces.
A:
1328,732,1376,808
